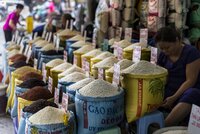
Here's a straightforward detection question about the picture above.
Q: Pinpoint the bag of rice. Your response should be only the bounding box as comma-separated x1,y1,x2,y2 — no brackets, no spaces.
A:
68,35,85,41
71,41,93,48
75,79,124,134
40,43,55,51
60,72,87,83
93,57,118,69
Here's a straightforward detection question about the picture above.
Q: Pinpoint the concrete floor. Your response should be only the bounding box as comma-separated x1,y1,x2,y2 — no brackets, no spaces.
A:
0,115,14,134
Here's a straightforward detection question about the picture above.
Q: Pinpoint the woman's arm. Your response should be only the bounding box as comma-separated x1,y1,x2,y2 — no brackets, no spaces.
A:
9,20,16,31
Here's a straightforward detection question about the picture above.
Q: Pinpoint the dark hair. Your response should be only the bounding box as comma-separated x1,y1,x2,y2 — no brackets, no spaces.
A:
154,27,181,43
16,4,24,9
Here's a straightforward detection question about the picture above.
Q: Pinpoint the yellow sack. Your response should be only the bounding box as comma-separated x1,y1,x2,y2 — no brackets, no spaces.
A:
121,73,167,123
11,79,23,107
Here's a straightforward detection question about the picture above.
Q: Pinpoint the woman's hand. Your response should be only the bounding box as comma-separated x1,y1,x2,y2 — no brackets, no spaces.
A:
162,95,177,109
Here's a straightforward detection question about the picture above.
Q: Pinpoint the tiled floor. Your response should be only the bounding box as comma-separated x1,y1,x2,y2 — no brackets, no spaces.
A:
0,115,14,134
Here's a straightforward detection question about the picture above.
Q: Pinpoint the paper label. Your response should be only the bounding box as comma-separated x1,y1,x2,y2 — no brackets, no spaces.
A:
112,63,120,86
26,48,32,63
62,93,68,112
150,47,158,64
34,58,38,70
188,104,200,134
54,88,59,104
48,32,52,43
132,46,142,63
42,63,46,83
45,32,49,41
113,42,119,56
98,68,104,80
140,28,148,47
73,55,77,66
48,77,53,93
116,27,122,41
125,28,132,42
64,50,68,62
117,46,123,60
85,61,90,77
70,20,73,31
82,57,87,71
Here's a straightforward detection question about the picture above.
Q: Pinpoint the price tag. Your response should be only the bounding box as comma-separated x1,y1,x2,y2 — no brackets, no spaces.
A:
62,93,68,112
48,32,52,43
140,28,148,47
188,104,200,134
56,38,60,51
150,47,158,64
65,20,69,29
73,55,77,66
64,50,68,62
116,27,122,41
42,30,46,38
34,58,38,69
117,46,123,60
53,35,57,46
70,20,73,31
45,32,49,41
54,88,59,104
19,44,24,54
85,61,90,77
48,77,53,93
26,48,32,64
125,28,132,42
33,32,38,40
113,42,119,56
42,63,47,83
24,46,30,56
98,68,104,80
132,46,142,63
112,63,120,86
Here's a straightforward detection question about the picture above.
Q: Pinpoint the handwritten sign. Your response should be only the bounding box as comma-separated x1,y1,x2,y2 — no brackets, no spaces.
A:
125,28,132,42
48,77,53,93
62,93,68,112
82,57,87,71
34,58,38,70
112,64,120,86
188,104,200,134
42,63,47,83
26,48,32,64
98,68,104,80
64,50,68,62
132,46,142,63
150,47,158,64
54,88,59,104
140,28,148,47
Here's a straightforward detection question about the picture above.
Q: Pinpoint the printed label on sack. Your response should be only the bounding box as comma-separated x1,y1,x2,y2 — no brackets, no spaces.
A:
150,47,158,64
140,28,148,47
48,32,52,43
117,46,123,60
26,48,32,63
85,61,90,77
148,0,159,15
136,79,143,117
116,27,122,41
188,104,200,134
48,77,53,93
64,50,68,62
98,68,104,80
62,93,68,112
73,55,78,66
34,58,38,70
132,46,142,63
54,88,59,105
125,28,132,42
45,32,49,41
56,37,60,51
112,64,120,86
42,63,46,83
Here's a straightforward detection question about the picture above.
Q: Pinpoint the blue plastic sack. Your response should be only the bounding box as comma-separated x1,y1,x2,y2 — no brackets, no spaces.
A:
18,110,32,134
75,89,124,134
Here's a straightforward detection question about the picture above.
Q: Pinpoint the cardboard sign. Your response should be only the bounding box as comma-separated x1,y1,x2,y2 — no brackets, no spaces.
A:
98,68,104,80
45,32,49,41
125,28,132,42
34,32,38,40
150,47,158,64
112,63,120,86
85,60,90,77
54,88,59,104
62,93,68,112
56,38,60,51
42,63,47,83
73,55,77,66
48,77,53,93
48,32,52,43
117,46,123,60
64,50,68,62
116,27,122,41
132,46,142,63
26,48,32,63
140,28,148,47
34,58,38,70
42,30,46,39
188,104,200,134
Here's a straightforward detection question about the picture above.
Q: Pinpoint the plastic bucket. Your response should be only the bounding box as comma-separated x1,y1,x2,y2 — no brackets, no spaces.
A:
75,88,124,134
121,72,168,123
